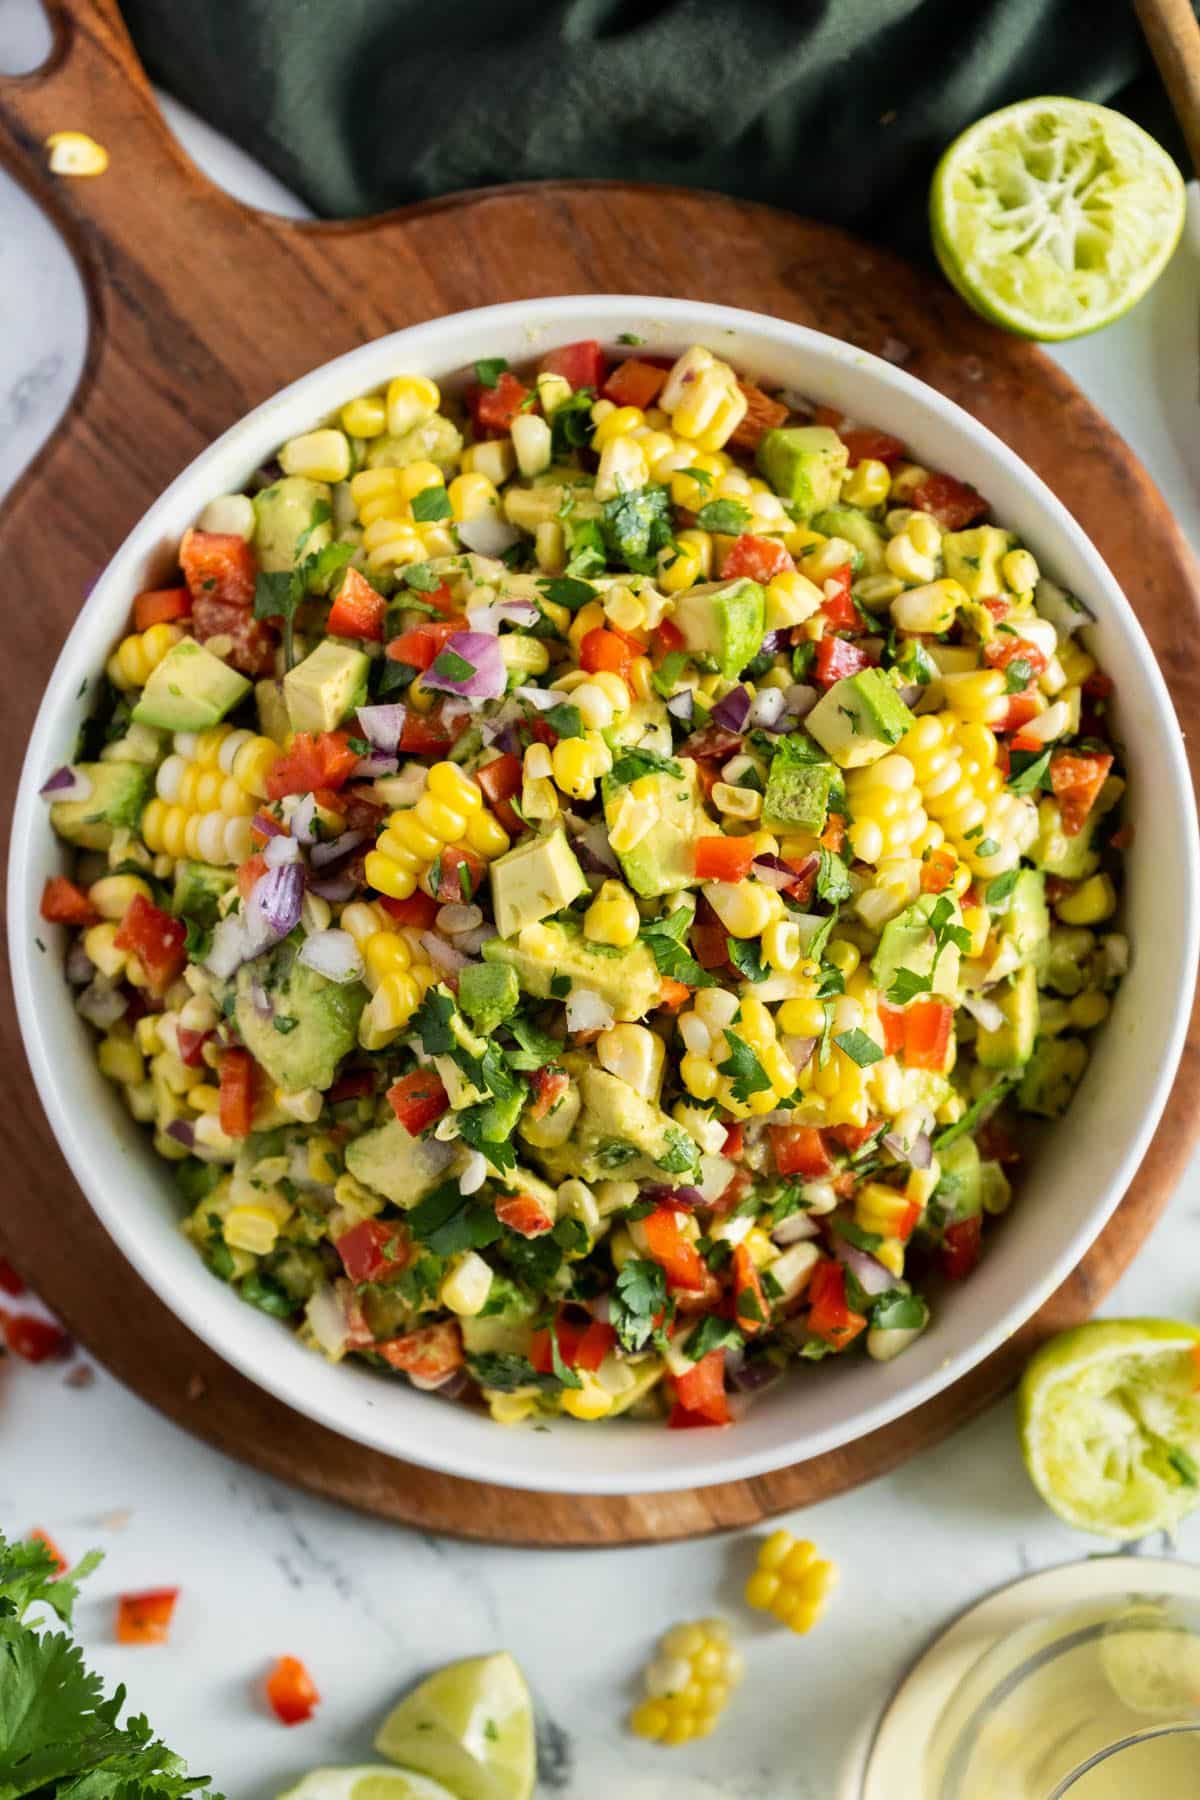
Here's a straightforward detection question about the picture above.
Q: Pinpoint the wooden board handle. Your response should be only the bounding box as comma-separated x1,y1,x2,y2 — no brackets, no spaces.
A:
1135,0,1200,178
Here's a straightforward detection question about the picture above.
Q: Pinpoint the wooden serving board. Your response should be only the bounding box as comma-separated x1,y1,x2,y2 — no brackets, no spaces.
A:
1,0,1198,1547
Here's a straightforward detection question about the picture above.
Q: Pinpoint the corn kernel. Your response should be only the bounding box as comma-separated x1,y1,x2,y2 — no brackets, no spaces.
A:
279,428,351,484
584,880,641,948
842,458,892,508
341,394,387,438
745,1530,838,1635
385,373,440,437
1056,874,1117,926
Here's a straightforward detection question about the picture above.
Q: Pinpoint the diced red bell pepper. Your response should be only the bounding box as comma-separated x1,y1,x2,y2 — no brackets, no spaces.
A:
732,1243,768,1335
378,890,440,929
176,1025,212,1067
30,1527,67,1575
133,586,191,631
770,1124,832,1179
266,1654,320,1726
40,876,98,927
424,843,487,906
942,1213,983,1280
335,1218,410,1284
1050,750,1113,836
728,382,790,454
327,1070,375,1104
386,616,467,670
179,527,256,608
806,1260,867,1348
579,627,639,684
601,357,666,409
540,339,607,391
387,1070,449,1136
0,1257,25,1296
266,730,359,798
985,635,1048,682
476,751,524,835
694,837,754,882
113,892,187,996
192,590,277,677
673,1348,731,1425
574,1318,618,1371
814,634,872,688
722,1121,745,1158
527,1065,570,1121
879,1003,907,1056
839,427,907,468
1001,693,1043,737
116,1587,179,1646
1084,670,1115,701
720,534,795,584
909,473,989,532
826,1120,884,1155
642,1205,708,1293
530,1311,617,1374
468,370,532,435
4,1313,70,1362
495,1192,555,1237
920,845,958,894
817,565,858,631
821,811,846,853
651,618,686,661
894,1200,923,1243
903,996,953,1071
658,976,692,1010
376,1319,464,1379
236,852,268,903
218,1048,258,1139
327,566,387,641
398,709,455,756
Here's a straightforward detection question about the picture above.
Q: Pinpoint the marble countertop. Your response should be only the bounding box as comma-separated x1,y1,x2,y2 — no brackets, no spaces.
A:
3,23,1200,1794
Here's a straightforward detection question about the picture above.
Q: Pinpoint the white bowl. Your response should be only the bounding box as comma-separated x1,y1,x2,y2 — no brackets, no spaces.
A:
10,296,1199,1495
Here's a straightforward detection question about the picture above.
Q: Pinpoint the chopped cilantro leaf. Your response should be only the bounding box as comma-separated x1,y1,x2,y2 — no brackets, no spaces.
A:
717,1031,772,1103
430,648,474,682
611,1257,668,1352
474,357,508,388
833,1028,884,1066
695,498,751,535
412,486,454,523
816,849,852,905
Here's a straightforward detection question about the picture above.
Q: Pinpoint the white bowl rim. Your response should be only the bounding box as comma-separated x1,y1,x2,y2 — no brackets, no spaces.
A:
9,292,1199,1496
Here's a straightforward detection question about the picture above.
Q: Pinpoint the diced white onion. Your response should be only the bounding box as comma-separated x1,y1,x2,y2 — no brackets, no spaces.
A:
564,987,614,1034
297,929,364,985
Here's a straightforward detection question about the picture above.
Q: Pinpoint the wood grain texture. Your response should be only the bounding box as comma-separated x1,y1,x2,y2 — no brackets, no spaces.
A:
1,0,1198,1545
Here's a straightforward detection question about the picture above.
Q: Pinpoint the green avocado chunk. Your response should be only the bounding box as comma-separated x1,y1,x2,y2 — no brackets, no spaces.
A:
253,476,332,573
940,525,1013,599
365,414,463,474
234,954,367,1094
935,1135,983,1220
812,507,889,576
805,667,915,768
871,894,964,1001
976,962,1039,1071
757,426,848,519
998,869,1050,976
483,920,660,1022
132,639,251,733
670,577,765,679
488,828,588,939
283,640,369,734
49,762,152,850
343,1116,456,1206
601,757,709,898
457,962,520,1034
1017,1034,1089,1117
1031,798,1101,881
534,1066,700,1186
762,753,834,833
172,859,234,927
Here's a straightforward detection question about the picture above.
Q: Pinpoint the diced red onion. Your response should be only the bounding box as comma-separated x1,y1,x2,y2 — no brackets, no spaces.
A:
711,685,751,733
513,684,559,711
420,931,468,974
572,817,620,876
311,829,369,870
748,687,789,730
666,690,695,722
290,793,319,845
354,752,399,778
298,928,365,985
456,513,521,556
641,1184,705,1210
422,631,507,703
760,629,790,655
565,986,614,1034
751,853,799,890
772,1211,820,1246
356,702,407,753
264,833,303,868
426,1368,471,1401
783,1034,817,1075
469,600,540,634
252,810,285,839
832,1236,894,1296
729,1355,785,1394
308,873,358,903
249,862,306,938
77,980,128,1030
962,991,1006,1034
785,683,818,719
166,1118,195,1149
66,941,95,985
896,683,923,709
456,924,498,955
40,765,92,802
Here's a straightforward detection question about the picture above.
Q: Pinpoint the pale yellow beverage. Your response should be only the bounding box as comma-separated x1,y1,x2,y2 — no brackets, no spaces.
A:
1062,1729,1200,1798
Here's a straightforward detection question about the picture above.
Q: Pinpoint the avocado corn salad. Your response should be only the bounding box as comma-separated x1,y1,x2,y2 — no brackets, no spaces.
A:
40,337,1128,1426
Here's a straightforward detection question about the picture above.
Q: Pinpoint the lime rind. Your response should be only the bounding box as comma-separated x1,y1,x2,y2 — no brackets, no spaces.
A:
1018,1319,1200,1539
277,1770,461,1800
931,97,1186,341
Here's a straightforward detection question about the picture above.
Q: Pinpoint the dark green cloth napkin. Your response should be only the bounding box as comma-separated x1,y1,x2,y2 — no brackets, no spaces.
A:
121,0,1187,259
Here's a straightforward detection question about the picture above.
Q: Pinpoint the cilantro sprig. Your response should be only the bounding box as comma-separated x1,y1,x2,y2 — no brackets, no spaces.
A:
886,896,973,1007
253,531,357,670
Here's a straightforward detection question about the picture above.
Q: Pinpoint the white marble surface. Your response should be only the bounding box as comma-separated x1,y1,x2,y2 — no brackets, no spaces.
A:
3,25,1200,1795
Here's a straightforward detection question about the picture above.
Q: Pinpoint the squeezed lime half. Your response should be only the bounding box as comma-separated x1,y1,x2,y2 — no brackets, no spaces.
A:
931,97,1185,340
278,1770,460,1800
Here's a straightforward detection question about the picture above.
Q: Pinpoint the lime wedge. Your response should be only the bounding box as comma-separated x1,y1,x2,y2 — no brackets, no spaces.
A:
1018,1320,1200,1538
374,1653,535,1800
930,97,1185,340
278,1771,460,1800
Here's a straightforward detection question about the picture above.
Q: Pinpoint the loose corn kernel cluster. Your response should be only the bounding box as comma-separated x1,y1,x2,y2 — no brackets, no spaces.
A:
341,904,439,1049
678,989,796,1118
744,1531,839,1635
106,621,186,692
845,754,935,866
363,762,509,900
900,713,1038,878
628,1618,746,1746
350,463,457,571
142,726,280,865
659,346,749,451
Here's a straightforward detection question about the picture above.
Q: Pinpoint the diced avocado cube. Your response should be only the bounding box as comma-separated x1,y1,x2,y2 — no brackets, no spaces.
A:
935,1135,983,1220
49,761,152,850
601,759,709,898
344,1116,456,1206
1017,1034,1089,1118
253,475,332,573
805,667,915,769
132,639,251,733
234,954,367,1094
940,526,1013,600
979,1160,1012,1214
283,640,370,735
1031,798,1101,881
504,483,600,533
999,869,1050,976
757,426,848,519
460,1302,537,1363
1043,926,1097,997
488,828,588,939
458,962,520,1034
812,507,888,576
483,920,660,1022
870,894,964,1001
255,678,291,746
172,859,234,927
604,693,673,757
566,1066,700,1185
976,963,1039,1071
365,413,463,475
670,577,765,679
762,754,834,833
